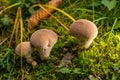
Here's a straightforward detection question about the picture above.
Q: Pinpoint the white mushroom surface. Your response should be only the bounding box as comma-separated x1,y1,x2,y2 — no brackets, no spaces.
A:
69,19,98,49
15,42,37,68
30,29,58,60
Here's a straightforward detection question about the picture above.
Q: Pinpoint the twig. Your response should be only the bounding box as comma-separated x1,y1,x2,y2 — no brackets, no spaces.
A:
0,37,8,45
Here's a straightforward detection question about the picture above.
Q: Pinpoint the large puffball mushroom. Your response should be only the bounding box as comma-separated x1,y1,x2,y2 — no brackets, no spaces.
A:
15,42,37,68
30,29,58,60
69,19,98,49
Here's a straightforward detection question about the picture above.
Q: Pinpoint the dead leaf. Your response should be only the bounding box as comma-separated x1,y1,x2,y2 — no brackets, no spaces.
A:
60,52,74,67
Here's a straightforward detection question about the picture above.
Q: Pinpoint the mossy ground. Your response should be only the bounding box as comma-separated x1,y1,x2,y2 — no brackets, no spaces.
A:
0,0,120,80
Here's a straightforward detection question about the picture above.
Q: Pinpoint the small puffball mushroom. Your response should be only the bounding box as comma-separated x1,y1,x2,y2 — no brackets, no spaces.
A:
30,29,58,60
69,19,98,49
15,42,37,68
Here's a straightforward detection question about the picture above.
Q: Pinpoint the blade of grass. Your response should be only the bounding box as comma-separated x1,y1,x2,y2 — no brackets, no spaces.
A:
107,18,117,42
19,7,24,80
32,4,69,31
0,2,21,15
93,17,107,23
71,8,101,15
43,4,76,22
92,0,95,21
67,0,72,6
8,7,20,48
30,4,76,22
98,18,117,64
15,22,19,45
0,37,8,46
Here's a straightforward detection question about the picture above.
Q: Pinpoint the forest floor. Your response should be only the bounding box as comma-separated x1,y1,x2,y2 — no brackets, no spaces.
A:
0,0,120,80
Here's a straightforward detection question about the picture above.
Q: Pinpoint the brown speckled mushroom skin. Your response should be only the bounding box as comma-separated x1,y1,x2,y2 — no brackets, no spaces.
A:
15,42,32,58
15,42,37,68
30,29,58,60
69,19,98,49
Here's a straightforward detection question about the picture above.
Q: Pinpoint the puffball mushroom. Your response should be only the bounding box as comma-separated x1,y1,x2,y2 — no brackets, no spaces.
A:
15,42,37,68
30,29,58,60
69,19,98,49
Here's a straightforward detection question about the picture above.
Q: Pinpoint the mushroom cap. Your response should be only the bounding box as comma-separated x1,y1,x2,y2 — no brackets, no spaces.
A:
30,29,58,60
69,19,98,49
15,42,32,57
69,19,98,40
30,29,58,49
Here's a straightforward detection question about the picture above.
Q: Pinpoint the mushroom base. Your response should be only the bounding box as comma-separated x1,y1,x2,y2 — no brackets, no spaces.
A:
78,38,93,49
38,48,51,60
